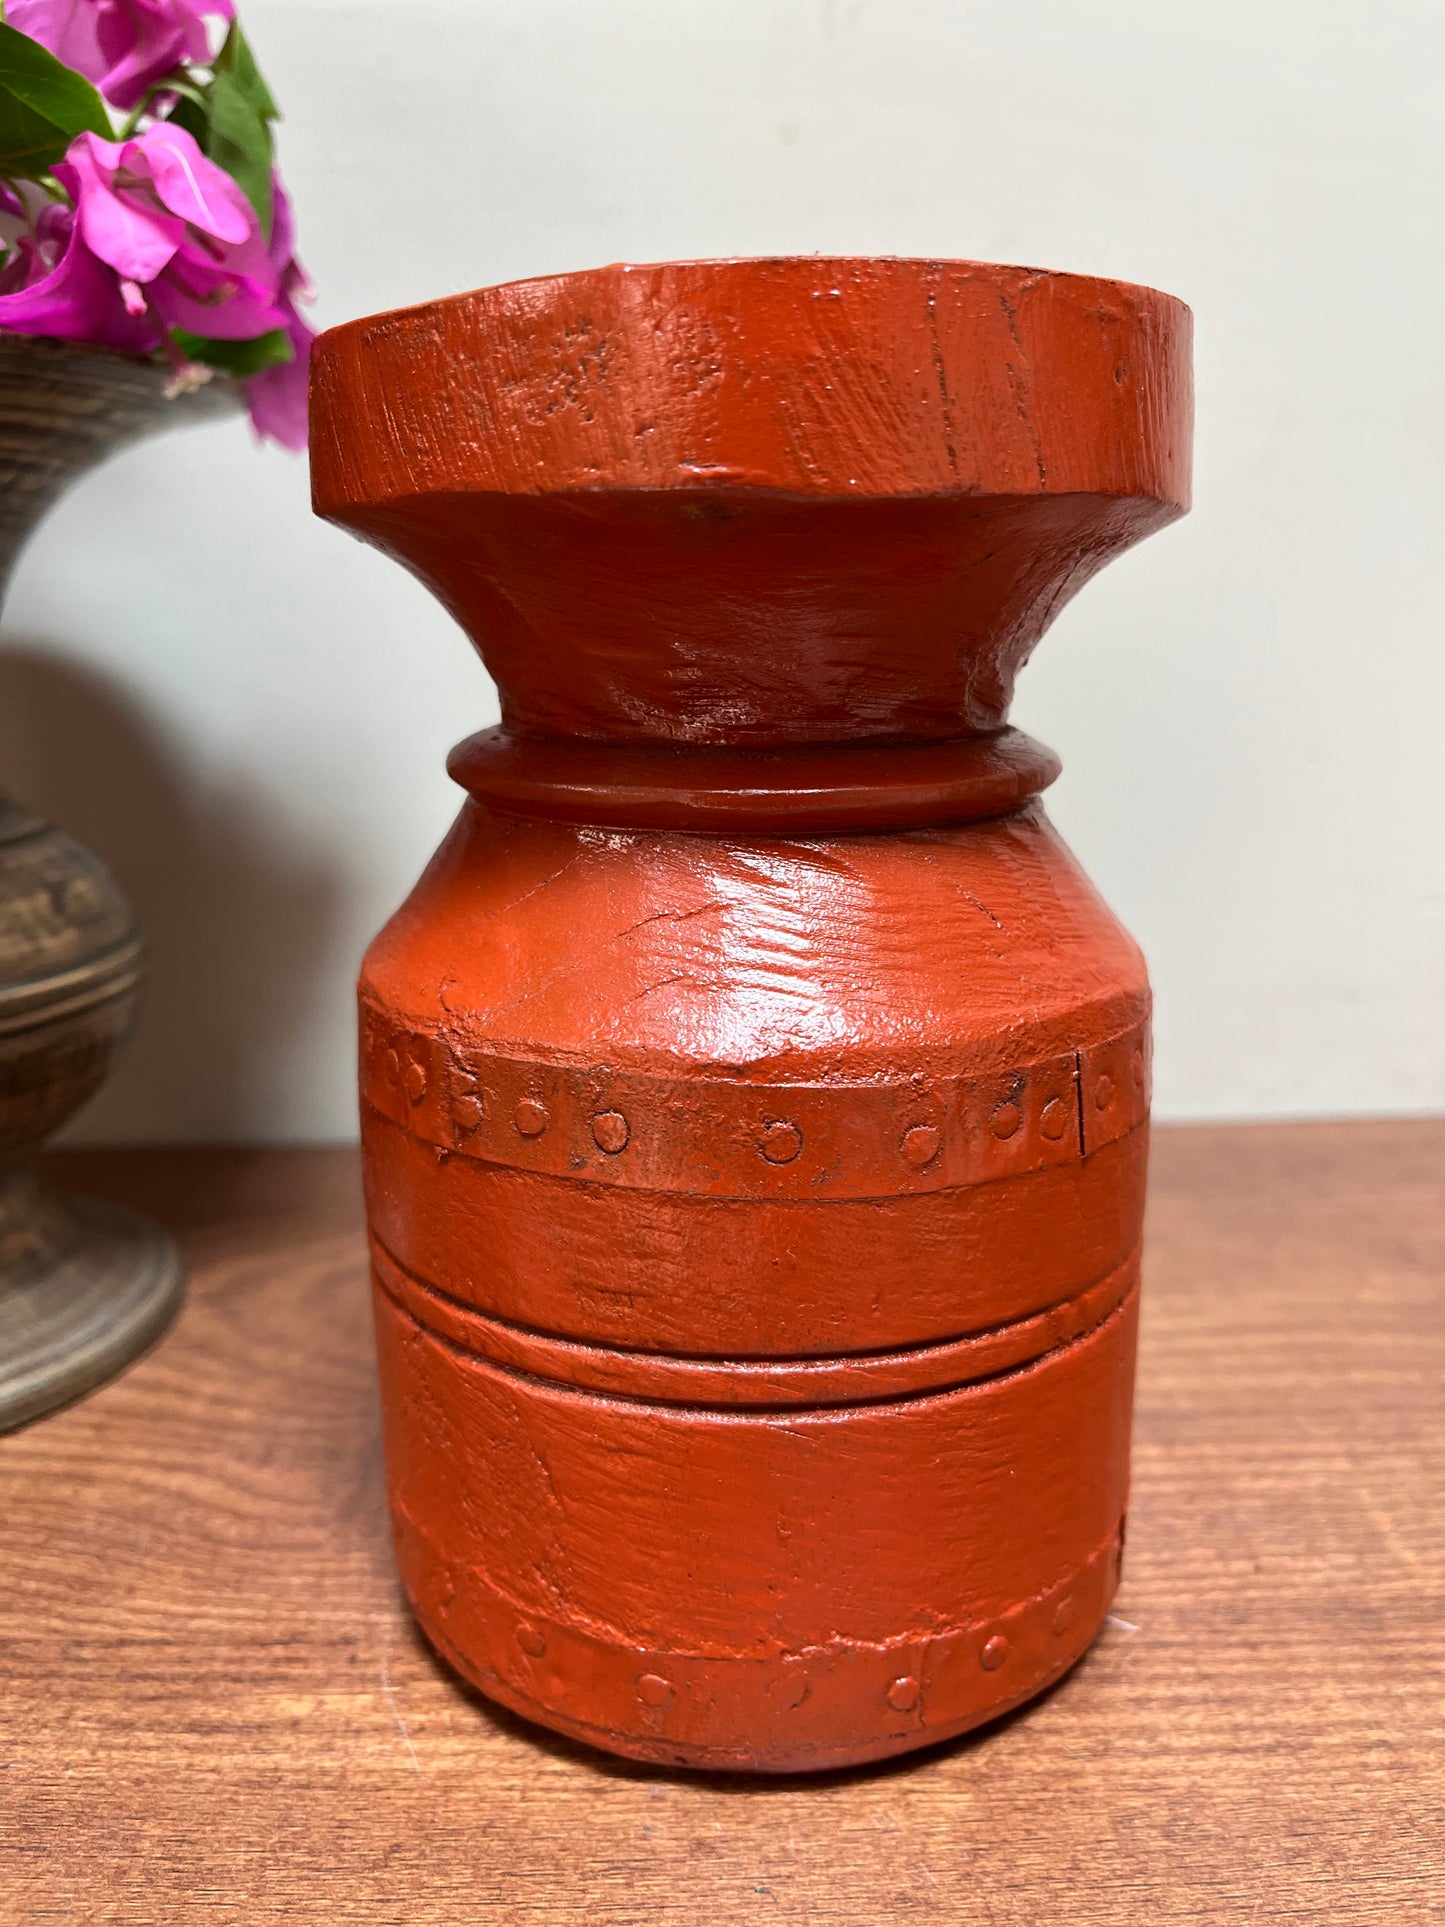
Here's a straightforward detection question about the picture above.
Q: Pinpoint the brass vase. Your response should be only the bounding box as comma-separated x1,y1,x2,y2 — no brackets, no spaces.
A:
0,334,231,1429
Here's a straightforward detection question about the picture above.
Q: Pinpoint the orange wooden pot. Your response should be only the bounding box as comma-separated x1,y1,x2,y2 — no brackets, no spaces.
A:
310,258,1192,1773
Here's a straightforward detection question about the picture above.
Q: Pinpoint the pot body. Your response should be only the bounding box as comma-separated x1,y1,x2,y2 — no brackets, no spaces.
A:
314,255,1191,1770
361,798,1149,1770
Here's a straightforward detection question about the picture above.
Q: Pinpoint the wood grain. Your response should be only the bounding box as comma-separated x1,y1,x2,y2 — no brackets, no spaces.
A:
2,1124,1440,1922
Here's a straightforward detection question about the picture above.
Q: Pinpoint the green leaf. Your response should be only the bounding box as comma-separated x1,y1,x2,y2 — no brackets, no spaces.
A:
172,327,294,378
215,23,280,123
152,23,281,237
207,65,273,235
0,20,110,176
158,89,210,151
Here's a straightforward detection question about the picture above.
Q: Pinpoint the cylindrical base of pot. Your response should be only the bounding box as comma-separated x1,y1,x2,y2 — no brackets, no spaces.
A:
376,1274,1135,1773
0,1166,182,1431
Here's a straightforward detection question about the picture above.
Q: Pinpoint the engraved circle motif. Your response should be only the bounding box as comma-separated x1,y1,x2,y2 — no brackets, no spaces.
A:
886,1675,921,1712
759,1120,803,1165
590,1109,630,1154
516,1622,547,1657
362,1010,1152,1197
980,1634,1010,1672
901,1123,941,1168
636,1672,675,1709
386,1521,1126,1759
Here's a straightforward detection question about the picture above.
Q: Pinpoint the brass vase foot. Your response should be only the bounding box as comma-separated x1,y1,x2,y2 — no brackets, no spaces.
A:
0,1166,182,1431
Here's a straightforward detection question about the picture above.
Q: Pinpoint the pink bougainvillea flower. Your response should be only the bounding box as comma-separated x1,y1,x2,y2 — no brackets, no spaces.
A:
0,129,310,450
0,123,290,348
0,185,159,352
8,0,234,111
241,174,315,451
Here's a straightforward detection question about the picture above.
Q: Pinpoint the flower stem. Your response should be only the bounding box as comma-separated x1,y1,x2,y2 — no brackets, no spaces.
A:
119,70,209,137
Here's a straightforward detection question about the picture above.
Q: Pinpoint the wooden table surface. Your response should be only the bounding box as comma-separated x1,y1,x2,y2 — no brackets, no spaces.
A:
2,1124,1441,1924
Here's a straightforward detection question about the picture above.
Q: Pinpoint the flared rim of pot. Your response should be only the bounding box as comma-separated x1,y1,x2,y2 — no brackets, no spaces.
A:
322,252,1191,342
310,254,1192,514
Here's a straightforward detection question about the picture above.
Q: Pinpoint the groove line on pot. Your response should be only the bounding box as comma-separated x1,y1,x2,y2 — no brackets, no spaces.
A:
447,724,1063,832
377,1268,1141,1416
371,1235,1139,1405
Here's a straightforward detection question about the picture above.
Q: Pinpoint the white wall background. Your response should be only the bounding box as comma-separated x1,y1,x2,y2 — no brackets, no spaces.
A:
2,0,1440,1142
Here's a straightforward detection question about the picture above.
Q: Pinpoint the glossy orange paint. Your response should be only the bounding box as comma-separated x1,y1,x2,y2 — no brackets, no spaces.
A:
310,258,1192,1772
